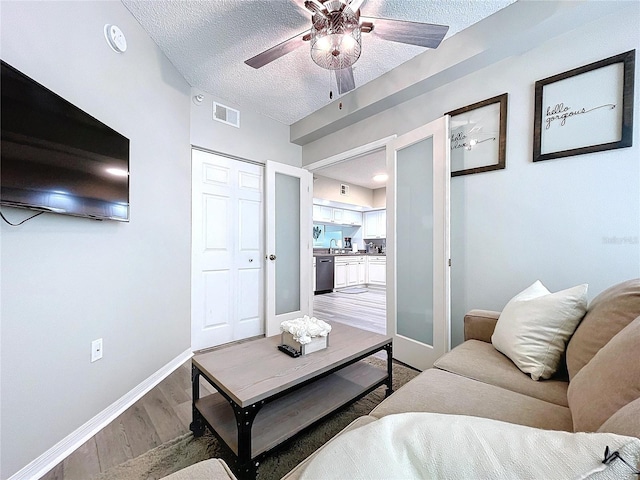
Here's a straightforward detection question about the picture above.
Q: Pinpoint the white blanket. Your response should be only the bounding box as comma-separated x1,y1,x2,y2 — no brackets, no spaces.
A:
298,413,640,480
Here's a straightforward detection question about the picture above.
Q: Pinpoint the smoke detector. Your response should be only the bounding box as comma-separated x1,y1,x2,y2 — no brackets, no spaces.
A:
104,24,127,53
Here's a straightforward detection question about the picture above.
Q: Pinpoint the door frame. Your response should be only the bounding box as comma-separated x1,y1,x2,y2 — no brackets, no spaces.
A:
304,136,397,172
305,135,397,335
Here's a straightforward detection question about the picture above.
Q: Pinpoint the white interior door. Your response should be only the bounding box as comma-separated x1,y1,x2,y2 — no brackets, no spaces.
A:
265,160,313,337
387,116,451,371
191,149,264,350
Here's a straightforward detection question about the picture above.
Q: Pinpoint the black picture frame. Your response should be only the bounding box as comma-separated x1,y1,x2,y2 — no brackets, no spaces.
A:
446,93,508,177
533,50,635,162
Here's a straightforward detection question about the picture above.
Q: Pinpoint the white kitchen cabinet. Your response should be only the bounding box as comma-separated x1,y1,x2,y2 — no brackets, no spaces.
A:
378,210,386,237
357,259,366,284
334,256,366,289
313,205,333,223
363,211,376,237
343,209,362,226
313,204,363,226
364,210,386,238
334,258,347,288
367,256,386,285
347,262,359,286
332,208,344,224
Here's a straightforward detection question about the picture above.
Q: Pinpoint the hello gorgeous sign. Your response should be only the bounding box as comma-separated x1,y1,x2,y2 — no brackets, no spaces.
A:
545,102,616,130
533,50,634,162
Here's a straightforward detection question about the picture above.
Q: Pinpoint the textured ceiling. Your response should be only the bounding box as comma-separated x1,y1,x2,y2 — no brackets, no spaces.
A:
122,0,515,126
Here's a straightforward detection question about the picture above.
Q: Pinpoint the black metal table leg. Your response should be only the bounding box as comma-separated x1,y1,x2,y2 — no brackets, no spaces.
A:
190,364,206,437
385,342,394,397
233,401,262,480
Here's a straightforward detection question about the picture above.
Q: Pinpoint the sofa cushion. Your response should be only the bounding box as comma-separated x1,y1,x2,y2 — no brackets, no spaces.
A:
434,340,569,406
597,397,640,439
369,368,573,432
568,315,640,433
566,278,640,380
491,281,588,380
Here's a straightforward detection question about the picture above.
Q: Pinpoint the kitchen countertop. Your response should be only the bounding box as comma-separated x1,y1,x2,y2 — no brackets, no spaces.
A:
314,253,383,256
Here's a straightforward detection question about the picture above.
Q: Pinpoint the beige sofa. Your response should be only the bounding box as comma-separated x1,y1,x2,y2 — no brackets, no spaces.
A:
283,278,640,478
166,279,640,479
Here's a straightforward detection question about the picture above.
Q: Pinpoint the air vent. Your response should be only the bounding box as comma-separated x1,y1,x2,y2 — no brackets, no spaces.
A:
340,184,349,196
213,102,240,128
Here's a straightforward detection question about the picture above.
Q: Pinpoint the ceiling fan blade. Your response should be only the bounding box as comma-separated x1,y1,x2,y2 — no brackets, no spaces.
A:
335,67,355,95
245,30,311,69
348,0,366,13
362,17,449,49
304,0,328,16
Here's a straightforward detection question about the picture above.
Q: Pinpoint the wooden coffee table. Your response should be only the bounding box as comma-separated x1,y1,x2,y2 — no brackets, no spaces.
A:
190,322,393,479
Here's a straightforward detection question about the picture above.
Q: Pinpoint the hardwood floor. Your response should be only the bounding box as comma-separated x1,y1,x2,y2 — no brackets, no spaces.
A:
313,286,387,335
40,364,216,480
40,287,386,480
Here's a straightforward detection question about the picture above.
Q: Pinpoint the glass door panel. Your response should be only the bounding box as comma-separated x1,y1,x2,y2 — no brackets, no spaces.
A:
397,137,434,346
275,172,301,315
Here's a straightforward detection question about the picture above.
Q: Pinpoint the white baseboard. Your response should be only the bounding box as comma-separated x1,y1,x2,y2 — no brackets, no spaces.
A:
9,348,194,480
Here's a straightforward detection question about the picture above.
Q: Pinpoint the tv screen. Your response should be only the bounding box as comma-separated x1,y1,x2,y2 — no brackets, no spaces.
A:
1,60,130,221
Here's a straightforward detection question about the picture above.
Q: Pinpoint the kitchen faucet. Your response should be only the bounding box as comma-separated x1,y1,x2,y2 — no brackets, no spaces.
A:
329,238,337,254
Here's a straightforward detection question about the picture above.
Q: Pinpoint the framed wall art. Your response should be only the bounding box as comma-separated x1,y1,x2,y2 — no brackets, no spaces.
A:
533,49,635,162
447,93,508,177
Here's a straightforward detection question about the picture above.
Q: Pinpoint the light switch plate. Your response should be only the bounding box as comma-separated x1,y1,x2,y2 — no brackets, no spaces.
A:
91,338,103,362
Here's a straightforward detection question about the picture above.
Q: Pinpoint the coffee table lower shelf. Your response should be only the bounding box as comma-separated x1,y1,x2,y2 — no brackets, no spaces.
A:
194,360,387,459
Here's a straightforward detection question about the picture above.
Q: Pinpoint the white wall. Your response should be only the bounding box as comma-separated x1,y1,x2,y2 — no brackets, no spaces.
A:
0,2,192,477
372,188,386,209
313,175,374,207
190,90,301,166
300,2,640,346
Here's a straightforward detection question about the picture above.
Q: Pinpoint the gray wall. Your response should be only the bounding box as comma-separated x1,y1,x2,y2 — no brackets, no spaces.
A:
190,90,301,166
1,2,192,477
300,3,640,346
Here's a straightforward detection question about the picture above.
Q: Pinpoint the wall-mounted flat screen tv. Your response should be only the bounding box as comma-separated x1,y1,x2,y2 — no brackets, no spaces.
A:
1,60,130,221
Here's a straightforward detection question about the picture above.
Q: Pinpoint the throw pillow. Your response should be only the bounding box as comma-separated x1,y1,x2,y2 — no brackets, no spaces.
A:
491,280,588,380
566,278,640,380
568,315,640,433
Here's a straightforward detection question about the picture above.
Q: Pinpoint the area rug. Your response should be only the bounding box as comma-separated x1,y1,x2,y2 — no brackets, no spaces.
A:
91,357,418,480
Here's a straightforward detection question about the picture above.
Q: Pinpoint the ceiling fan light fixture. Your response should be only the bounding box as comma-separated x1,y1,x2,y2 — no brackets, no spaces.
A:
310,2,361,70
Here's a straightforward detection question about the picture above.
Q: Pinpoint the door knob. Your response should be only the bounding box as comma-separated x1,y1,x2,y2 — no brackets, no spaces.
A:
268,254,277,261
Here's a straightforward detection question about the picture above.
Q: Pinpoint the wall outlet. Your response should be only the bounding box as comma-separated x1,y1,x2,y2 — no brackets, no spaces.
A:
91,338,103,362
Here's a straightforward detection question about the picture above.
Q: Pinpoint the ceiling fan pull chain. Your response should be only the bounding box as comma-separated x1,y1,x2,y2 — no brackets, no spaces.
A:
329,68,333,99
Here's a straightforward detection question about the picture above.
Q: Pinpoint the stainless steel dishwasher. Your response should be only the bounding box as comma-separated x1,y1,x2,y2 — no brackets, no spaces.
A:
315,256,334,294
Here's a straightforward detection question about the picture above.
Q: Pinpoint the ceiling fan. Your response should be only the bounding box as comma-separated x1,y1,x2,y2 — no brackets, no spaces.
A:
245,0,449,95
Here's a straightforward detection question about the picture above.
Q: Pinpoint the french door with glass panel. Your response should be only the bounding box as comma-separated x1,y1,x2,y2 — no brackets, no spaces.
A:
387,116,451,371
264,160,313,337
